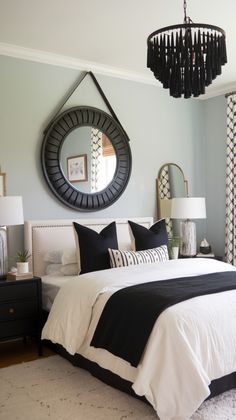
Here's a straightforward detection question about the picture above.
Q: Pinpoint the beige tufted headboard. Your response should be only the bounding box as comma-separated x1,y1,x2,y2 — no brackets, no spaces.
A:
24,217,153,277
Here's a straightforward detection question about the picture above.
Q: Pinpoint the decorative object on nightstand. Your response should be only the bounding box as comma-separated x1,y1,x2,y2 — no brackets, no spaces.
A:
168,236,180,259
196,253,223,261
0,276,42,355
0,196,24,277
6,271,33,281
171,197,206,257
196,238,215,258
199,238,212,254
196,252,215,258
16,249,31,274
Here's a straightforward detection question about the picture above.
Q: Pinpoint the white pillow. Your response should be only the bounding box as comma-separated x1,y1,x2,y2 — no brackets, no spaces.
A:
45,263,79,276
109,245,169,268
44,250,63,264
60,263,78,276
61,248,77,266
45,263,63,276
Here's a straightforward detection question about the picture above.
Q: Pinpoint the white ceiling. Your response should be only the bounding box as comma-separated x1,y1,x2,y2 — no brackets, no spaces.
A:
0,0,236,99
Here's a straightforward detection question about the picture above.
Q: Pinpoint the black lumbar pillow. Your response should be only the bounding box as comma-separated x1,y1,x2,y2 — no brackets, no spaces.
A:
128,219,168,251
73,221,118,274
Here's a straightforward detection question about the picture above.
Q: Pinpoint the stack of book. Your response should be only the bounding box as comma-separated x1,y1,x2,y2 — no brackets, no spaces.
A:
196,252,215,258
6,272,33,281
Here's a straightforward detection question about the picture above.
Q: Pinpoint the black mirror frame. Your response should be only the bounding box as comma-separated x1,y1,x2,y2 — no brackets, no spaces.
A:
41,106,132,211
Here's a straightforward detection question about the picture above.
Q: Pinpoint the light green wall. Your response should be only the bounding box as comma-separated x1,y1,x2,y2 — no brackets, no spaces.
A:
0,55,206,261
204,95,227,257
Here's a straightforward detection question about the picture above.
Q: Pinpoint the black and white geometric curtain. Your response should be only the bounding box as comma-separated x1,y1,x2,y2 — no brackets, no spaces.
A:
225,93,236,264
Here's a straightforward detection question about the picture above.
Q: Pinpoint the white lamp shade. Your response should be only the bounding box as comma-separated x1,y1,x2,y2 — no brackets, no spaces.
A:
0,196,24,226
171,197,206,220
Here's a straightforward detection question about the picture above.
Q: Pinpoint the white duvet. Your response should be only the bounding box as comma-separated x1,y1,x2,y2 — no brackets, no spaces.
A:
42,258,236,420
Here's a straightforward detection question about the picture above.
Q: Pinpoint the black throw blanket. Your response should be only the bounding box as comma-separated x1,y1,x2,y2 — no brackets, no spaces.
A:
90,271,236,367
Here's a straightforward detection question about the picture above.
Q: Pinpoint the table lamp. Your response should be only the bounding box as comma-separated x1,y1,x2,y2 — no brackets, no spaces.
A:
0,196,24,276
171,197,206,257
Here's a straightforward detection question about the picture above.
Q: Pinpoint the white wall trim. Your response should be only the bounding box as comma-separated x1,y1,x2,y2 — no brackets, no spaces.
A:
199,83,236,100
1,42,232,99
0,42,157,86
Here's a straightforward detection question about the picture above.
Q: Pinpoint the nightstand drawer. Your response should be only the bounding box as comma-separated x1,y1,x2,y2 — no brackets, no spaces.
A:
0,281,37,302
0,277,42,355
0,318,38,339
0,300,37,321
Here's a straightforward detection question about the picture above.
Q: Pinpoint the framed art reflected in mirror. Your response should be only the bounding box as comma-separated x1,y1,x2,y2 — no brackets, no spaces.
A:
67,154,88,183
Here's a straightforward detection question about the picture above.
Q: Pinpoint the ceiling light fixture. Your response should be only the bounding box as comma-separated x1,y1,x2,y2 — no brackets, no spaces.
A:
147,0,227,98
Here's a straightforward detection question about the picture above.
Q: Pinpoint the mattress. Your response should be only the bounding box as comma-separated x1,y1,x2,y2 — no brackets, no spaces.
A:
41,275,78,311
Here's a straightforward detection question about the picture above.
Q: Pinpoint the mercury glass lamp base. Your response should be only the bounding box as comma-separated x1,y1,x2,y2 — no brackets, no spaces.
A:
179,220,196,257
0,227,8,276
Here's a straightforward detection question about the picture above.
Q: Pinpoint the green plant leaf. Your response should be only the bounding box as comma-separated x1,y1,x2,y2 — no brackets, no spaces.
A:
168,236,180,248
16,250,31,262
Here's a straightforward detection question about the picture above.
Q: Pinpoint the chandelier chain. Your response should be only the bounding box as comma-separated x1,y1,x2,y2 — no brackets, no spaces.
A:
183,0,187,23
183,0,193,24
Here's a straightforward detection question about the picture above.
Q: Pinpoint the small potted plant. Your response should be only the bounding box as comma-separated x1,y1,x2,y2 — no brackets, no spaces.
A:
168,236,180,259
16,250,31,274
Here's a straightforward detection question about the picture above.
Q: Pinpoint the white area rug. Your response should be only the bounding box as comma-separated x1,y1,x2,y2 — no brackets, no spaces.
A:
0,355,236,420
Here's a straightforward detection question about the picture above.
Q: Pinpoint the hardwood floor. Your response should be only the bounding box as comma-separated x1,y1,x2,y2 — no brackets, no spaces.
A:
0,338,55,368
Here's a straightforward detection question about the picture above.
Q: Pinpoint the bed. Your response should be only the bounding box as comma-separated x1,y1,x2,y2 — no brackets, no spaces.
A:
24,218,236,420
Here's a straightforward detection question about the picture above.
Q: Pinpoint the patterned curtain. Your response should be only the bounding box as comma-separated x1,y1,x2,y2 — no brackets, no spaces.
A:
159,165,173,237
225,93,236,264
91,128,102,192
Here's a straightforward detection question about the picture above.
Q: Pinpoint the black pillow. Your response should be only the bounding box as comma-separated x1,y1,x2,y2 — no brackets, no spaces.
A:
73,221,118,274
128,219,168,251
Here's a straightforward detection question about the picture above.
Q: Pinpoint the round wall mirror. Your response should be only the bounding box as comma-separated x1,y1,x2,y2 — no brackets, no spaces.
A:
41,106,132,211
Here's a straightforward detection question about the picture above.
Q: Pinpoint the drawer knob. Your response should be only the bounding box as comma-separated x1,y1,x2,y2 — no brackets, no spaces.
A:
9,308,15,314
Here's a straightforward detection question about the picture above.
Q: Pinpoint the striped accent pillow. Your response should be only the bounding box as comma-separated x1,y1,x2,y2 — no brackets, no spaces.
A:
109,245,169,268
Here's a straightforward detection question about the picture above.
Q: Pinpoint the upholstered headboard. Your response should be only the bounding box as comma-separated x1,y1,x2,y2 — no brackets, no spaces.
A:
24,217,153,277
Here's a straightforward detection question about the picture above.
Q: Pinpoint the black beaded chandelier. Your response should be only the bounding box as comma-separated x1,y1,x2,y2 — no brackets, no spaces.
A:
147,0,227,98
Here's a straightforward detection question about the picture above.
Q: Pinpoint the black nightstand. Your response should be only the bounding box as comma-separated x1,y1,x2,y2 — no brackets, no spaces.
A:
180,255,223,261
0,277,42,355
195,254,223,261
